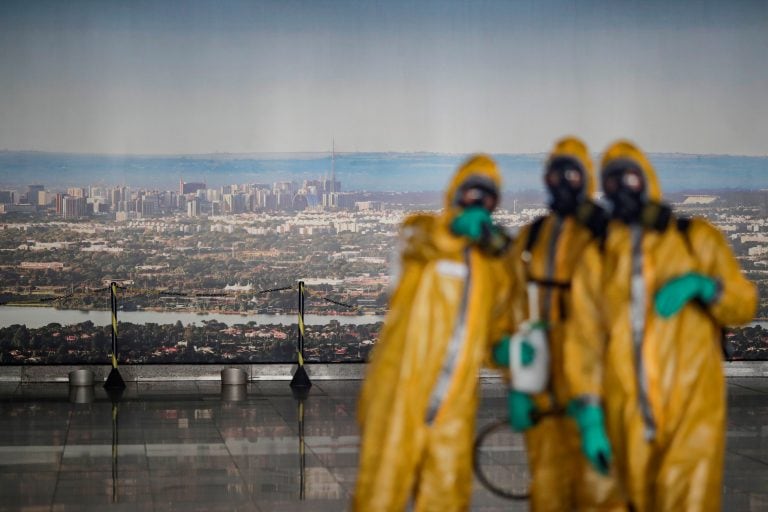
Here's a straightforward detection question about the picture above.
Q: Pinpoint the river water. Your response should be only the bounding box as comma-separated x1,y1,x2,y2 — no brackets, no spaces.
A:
0,306,762,330
0,306,385,329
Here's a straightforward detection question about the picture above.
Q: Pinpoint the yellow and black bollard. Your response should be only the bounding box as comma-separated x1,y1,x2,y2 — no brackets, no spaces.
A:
290,281,311,396
104,282,126,391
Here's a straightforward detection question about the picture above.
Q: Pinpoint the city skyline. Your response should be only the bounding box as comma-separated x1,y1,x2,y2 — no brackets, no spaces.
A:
1,1,767,156
2,151,767,194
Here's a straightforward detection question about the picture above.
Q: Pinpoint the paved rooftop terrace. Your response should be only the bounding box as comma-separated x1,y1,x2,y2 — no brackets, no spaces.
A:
0,377,766,511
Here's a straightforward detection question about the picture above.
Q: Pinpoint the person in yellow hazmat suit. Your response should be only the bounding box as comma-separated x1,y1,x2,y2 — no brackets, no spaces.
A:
353,154,515,512
564,140,758,512
491,136,627,511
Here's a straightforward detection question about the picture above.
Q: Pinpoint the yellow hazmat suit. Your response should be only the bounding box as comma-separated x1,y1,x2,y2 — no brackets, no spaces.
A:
353,155,513,512
508,137,626,511
564,141,758,511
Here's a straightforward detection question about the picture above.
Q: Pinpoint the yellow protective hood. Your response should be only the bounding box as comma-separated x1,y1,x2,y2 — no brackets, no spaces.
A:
601,140,662,201
546,136,597,199
443,154,501,215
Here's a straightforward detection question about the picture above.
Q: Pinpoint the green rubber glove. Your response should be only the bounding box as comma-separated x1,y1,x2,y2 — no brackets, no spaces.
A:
450,206,493,241
508,390,537,432
491,336,536,367
654,272,718,318
492,336,511,366
567,400,612,475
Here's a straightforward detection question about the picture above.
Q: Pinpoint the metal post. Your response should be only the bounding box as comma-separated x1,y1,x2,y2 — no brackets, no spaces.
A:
110,282,117,362
299,281,305,358
290,281,311,392
104,282,126,390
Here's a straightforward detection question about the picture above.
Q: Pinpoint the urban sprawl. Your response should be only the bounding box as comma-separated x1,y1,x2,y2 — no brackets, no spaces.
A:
0,174,766,364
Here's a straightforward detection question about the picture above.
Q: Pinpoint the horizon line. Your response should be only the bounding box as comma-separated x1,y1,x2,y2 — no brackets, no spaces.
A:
2,149,768,159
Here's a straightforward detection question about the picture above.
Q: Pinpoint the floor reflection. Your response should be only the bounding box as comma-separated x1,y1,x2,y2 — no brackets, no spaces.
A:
0,377,765,511
111,396,119,504
69,385,95,404
298,395,307,501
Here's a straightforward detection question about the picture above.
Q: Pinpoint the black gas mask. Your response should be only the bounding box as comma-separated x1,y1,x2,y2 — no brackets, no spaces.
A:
544,156,586,216
601,159,646,224
453,175,499,212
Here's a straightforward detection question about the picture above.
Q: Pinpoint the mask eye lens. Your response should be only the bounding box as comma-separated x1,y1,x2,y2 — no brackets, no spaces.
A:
457,185,498,211
602,164,645,195
602,173,619,194
564,169,583,188
546,157,584,192
462,188,483,204
623,171,644,192
545,170,561,187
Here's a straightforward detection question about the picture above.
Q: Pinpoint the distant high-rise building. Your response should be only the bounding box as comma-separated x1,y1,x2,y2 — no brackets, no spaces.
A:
36,190,50,207
128,198,144,214
299,181,322,208
0,190,14,204
321,179,341,194
223,193,247,214
322,192,338,209
250,183,271,192
337,193,357,210
62,196,86,219
180,178,206,195
0,204,35,214
275,191,293,210
292,193,309,211
274,181,297,195
161,191,176,209
187,199,200,218
760,190,768,218
321,142,342,209
27,185,44,205
67,187,87,198
252,188,274,209
140,194,159,217
88,198,110,214
110,188,121,209
55,193,67,215
264,192,277,210
89,186,107,199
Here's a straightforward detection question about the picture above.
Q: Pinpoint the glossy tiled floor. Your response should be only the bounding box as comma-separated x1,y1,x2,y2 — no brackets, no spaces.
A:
0,377,766,511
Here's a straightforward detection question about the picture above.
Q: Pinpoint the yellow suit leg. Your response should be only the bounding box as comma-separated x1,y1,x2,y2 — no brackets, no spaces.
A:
353,414,426,512
413,414,475,512
527,416,627,512
526,416,576,511
655,359,725,512
607,392,655,512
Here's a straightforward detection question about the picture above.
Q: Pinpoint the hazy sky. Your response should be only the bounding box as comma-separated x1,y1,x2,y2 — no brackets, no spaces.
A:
1,0,767,155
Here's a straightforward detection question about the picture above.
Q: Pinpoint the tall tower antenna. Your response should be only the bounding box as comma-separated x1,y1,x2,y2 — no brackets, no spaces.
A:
322,150,328,188
331,139,336,194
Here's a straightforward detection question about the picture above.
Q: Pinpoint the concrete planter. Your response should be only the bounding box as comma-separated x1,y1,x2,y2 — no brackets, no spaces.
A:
68,369,94,386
